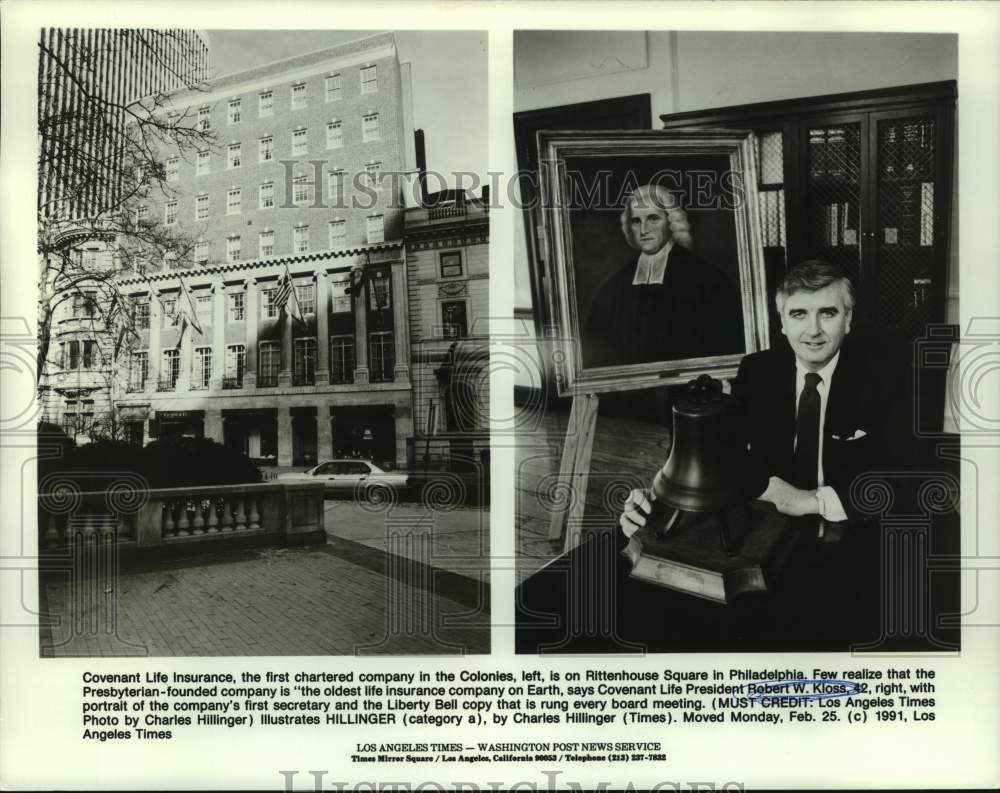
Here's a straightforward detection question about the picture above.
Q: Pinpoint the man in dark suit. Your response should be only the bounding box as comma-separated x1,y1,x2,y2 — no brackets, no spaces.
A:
734,261,900,523
622,259,896,527
581,184,745,369
620,260,898,645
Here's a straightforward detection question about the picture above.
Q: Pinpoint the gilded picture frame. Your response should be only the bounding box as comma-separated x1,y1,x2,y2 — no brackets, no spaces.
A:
537,128,771,395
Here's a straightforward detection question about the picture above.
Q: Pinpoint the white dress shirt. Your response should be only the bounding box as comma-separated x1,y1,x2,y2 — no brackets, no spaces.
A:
631,241,673,285
794,352,849,523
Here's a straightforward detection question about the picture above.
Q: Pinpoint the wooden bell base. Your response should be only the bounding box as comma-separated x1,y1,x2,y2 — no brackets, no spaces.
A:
621,503,797,604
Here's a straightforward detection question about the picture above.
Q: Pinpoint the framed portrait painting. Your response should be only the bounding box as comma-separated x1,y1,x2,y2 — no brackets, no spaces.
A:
537,128,771,395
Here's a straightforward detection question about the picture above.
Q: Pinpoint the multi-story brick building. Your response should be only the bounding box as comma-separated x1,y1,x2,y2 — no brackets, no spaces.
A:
113,33,417,468
405,189,490,470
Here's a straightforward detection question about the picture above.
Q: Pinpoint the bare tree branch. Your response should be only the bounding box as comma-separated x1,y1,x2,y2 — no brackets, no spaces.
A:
37,28,214,412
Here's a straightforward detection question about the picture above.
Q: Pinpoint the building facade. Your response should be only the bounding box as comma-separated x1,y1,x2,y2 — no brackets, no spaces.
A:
37,28,211,439
114,244,412,468
405,191,490,470
109,33,416,468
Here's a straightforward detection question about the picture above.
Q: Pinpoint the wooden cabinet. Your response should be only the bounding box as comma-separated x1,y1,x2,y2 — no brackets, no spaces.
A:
659,81,956,337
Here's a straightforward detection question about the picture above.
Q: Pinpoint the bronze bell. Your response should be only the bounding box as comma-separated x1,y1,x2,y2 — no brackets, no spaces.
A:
650,375,765,534
623,376,795,599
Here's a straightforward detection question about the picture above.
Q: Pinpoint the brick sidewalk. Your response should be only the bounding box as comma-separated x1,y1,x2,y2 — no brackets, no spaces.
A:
324,501,490,581
40,543,489,657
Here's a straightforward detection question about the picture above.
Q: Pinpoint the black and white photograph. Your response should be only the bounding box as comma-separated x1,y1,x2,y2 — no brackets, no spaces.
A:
32,28,491,656
2,3,1000,791
514,30,962,655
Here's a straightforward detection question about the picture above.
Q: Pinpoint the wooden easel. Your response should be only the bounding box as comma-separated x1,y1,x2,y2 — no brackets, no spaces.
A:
547,393,600,553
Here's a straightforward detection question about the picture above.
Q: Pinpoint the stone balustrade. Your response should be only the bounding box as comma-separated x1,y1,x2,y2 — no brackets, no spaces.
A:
39,480,325,554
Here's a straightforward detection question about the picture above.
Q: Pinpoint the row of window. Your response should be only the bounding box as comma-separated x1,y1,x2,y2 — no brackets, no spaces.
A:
196,66,378,132
126,248,463,330
58,340,99,370
169,165,381,224
61,399,95,436
131,273,390,328
180,217,384,263
74,251,461,329
131,333,393,390
165,115,381,181
72,249,458,332
77,295,457,379
70,292,99,319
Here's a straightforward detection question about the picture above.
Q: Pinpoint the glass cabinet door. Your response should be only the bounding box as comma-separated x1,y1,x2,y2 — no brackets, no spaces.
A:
660,84,954,339
875,114,939,332
754,128,790,344
802,120,864,291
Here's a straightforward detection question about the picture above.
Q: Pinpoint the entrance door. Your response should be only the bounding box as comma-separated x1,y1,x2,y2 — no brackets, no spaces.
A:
292,414,317,467
159,416,204,440
332,406,396,466
224,413,278,464
126,420,144,448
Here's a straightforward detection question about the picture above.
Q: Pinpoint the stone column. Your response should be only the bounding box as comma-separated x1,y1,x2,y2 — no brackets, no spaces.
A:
146,291,161,391
277,408,293,466
204,409,224,444
315,270,330,385
245,279,257,387
212,281,225,389
316,405,332,461
390,260,410,382
353,275,369,384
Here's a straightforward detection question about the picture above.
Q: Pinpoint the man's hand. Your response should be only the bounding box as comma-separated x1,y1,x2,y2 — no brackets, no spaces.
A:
620,488,654,538
758,476,820,517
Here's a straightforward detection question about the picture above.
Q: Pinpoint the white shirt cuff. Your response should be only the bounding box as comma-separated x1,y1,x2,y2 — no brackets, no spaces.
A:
817,486,849,522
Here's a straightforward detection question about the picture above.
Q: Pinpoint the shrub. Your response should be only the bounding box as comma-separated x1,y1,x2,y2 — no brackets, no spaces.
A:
141,437,262,488
37,422,75,467
38,434,261,492
39,439,145,494
37,422,76,493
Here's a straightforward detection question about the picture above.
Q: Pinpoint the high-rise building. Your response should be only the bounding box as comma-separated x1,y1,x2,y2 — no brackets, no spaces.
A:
37,28,210,440
111,33,417,468
38,28,210,222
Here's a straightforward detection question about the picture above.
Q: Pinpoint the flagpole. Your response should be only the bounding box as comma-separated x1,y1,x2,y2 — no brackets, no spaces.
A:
280,262,306,327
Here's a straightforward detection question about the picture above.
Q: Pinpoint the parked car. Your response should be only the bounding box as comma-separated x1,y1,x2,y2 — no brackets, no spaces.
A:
277,459,409,500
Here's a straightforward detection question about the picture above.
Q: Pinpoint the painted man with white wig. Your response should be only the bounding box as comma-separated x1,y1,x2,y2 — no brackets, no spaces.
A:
581,183,745,368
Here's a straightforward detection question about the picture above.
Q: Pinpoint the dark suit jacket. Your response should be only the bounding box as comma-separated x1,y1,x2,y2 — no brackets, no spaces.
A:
733,339,904,522
581,244,745,369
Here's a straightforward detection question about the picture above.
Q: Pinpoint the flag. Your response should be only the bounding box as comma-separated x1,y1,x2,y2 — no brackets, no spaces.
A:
177,275,203,335
345,265,366,297
274,264,305,326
